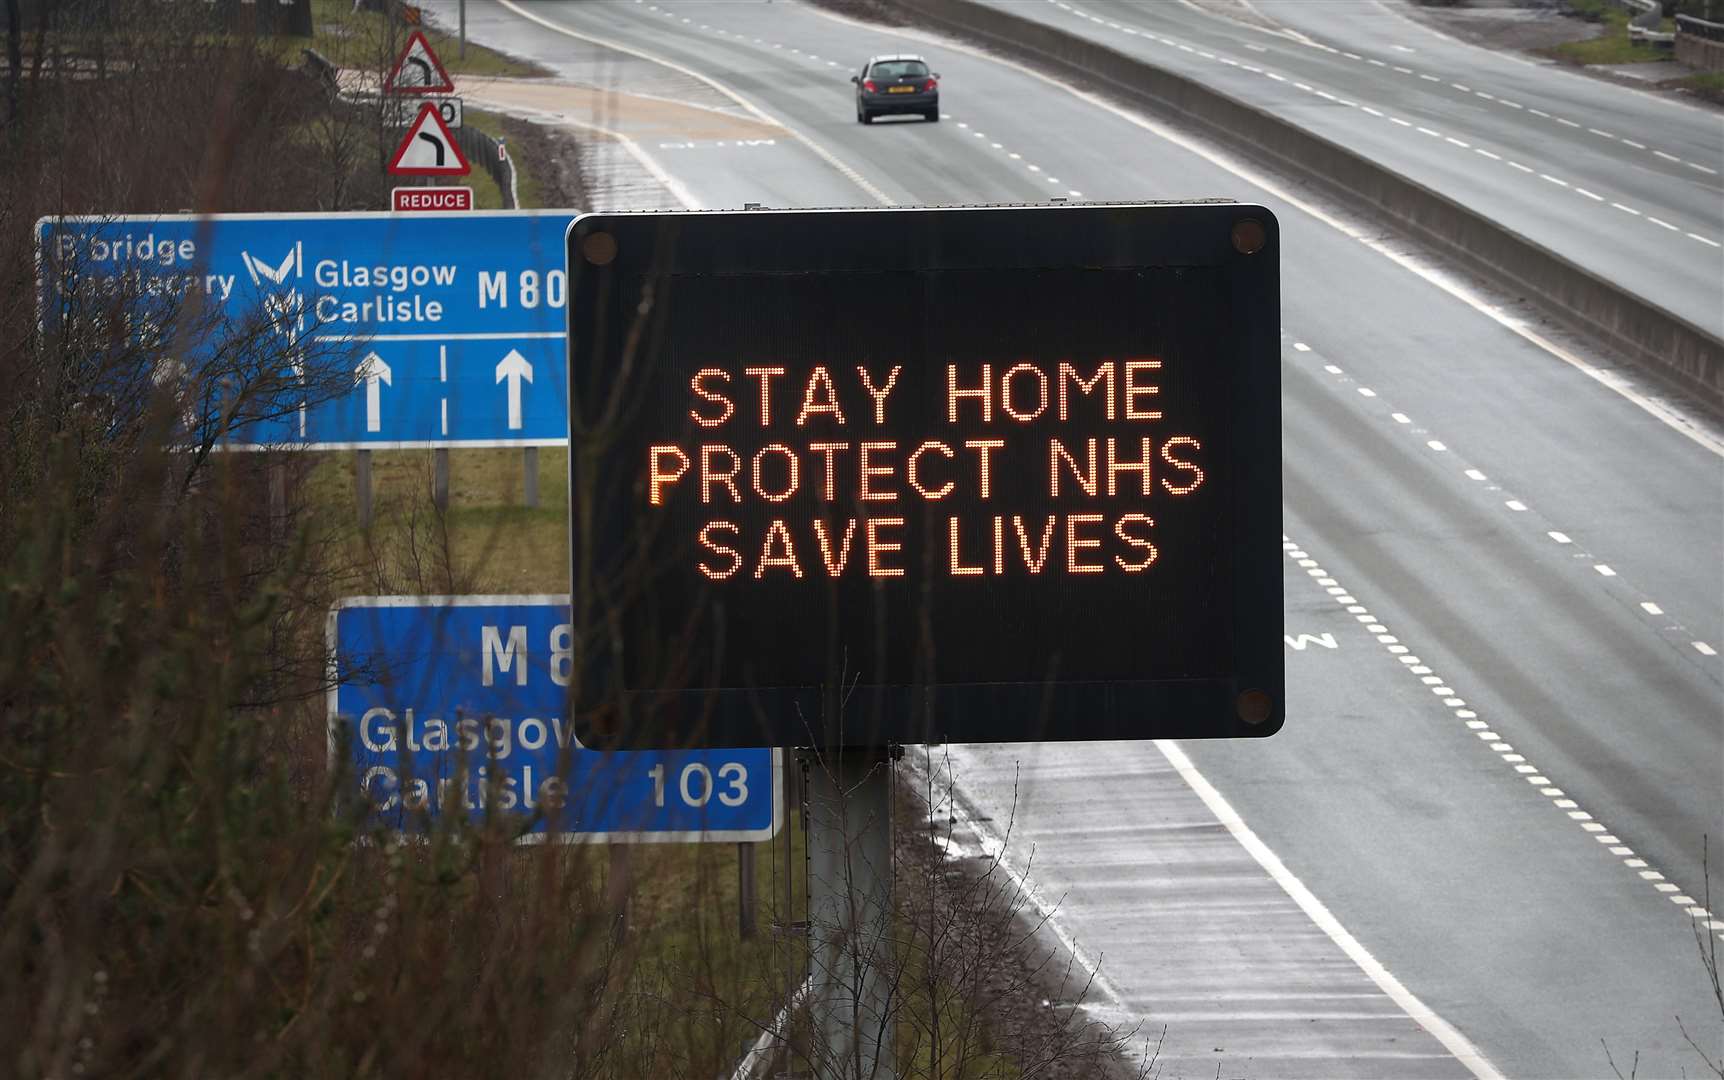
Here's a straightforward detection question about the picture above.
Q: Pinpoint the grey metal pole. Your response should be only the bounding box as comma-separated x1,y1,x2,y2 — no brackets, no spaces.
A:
459,0,467,59
739,842,757,939
355,449,373,529
268,458,287,543
805,747,897,1080
523,446,539,508
433,447,449,511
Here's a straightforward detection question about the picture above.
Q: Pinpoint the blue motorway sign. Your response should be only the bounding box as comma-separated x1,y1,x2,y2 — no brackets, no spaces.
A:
37,212,575,448
329,596,780,842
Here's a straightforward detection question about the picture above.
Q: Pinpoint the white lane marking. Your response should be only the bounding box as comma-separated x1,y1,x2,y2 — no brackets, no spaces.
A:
1508,161,1534,173
1696,642,1719,656
1689,233,1722,248
1613,202,1642,215
1159,737,1508,1079
1539,174,1569,187
1283,540,1721,946
1475,148,1502,161
1556,117,1581,128
814,7,1724,459
1506,500,1528,511
1548,531,1572,544
1415,126,1442,137
1391,412,1411,424
1465,469,1487,481
1594,564,1616,577
1588,128,1615,138
1642,601,1664,615
1654,150,1681,163
492,0,892,206
1647,216,1680,231
1324,363,1343,374
1426,440,1448,451
1293,341,1311,351
1575,188,1604,202
1446,137,1470,148
1390,116,1412,127
1689,162,1719,175
1622,138,1647,149
1357,386,1377,397
1362,105,1384,117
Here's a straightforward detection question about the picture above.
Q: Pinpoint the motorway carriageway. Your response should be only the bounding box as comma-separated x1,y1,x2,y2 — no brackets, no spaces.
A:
974,0,1724,341
423,1,1723,1075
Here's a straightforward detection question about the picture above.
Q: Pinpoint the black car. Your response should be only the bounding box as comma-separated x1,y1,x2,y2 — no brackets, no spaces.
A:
851,55,940,124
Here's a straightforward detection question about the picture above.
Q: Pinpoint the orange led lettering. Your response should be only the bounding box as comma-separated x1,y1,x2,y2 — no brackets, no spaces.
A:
1012,515,1056,574
1114,513,1158,571
948,517,984,576
698,521,742,579
947,364,992,423
1057,362,1115,421
812,518,857,576
859,441,899,501
751,444,800,502
992,515,1005,575
1105,437,1153,496
809,442,850,501
1123,359,1163,421
690,368,734,427
865,517,906,577
964,439,1004,499
1066,514,1104,574
700,445,741,503
1049,438,1098,498
755,520,804,578
857,365,902,424
648,445,689,506
1160,436,1205,495
907,441,956,500
796,366,848,427
743,366,786,425
1001,362,1049,423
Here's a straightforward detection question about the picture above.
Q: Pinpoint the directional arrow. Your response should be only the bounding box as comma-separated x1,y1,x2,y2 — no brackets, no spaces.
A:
357,352,392,433
495,349,533,430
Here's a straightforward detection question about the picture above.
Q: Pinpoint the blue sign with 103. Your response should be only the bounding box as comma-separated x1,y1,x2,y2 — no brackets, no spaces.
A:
330,596,780,842
37,211,575,448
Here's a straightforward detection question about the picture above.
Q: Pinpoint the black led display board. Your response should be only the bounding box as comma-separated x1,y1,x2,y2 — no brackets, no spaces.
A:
565,204,1281,748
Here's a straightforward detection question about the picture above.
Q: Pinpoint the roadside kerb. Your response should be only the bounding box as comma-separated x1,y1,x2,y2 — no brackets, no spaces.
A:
879,0,1723,405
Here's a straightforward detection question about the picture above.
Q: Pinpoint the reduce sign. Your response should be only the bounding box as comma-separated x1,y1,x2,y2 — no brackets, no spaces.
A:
565,204,1282,748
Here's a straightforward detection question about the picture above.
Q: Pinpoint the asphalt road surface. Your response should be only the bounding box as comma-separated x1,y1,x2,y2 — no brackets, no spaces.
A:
428,1,1724,1074
971,0,1724,339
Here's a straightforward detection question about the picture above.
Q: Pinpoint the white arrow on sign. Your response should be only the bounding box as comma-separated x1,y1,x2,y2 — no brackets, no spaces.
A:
495,349,533,430
357,352,392,433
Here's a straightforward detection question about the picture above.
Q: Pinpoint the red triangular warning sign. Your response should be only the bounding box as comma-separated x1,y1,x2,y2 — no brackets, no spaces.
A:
388,102,471,176
385,30,455,95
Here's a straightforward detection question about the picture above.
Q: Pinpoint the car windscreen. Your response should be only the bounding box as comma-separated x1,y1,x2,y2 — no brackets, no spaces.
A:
869,60,929,79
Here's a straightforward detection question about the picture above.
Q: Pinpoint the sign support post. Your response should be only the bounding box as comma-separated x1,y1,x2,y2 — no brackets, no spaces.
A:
355,449,373,529
805,746,898,1080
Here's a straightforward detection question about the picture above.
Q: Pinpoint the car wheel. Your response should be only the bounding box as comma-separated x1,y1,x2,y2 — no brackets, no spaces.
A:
860,109,874,125
924,108,939,123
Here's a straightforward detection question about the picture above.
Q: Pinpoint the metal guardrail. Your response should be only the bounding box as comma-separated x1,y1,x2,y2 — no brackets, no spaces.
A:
453,125,518,209
1678,12,1724,40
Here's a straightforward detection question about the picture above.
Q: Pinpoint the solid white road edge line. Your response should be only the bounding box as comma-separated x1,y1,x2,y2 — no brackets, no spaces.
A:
799,1,1724,459
491,0,895,206
1155,739,1507,1080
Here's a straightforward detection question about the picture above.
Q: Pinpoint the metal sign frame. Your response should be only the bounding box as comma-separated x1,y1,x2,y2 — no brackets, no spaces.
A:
564,203,1284,749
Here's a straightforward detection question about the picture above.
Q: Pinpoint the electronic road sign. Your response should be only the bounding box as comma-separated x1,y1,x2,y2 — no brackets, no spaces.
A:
37,211,574,448
330,596,780,842
565,204,1283,749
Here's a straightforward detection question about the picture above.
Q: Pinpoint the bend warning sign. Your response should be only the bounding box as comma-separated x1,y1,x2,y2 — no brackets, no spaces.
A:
385,30,456,95
388,102,470,176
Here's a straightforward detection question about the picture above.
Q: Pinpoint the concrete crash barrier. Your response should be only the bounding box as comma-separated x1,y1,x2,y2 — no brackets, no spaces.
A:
887,0,1723,405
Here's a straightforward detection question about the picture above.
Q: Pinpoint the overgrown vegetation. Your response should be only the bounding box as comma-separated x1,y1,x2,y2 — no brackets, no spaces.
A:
1,2,1147,1076
1543,0,1677,65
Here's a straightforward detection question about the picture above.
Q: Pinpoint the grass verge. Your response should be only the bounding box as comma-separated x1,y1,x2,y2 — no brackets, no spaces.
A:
306,0,550,78
1542,0,1677,64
